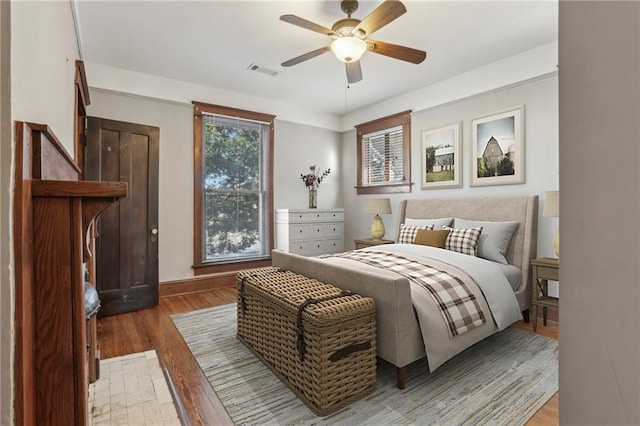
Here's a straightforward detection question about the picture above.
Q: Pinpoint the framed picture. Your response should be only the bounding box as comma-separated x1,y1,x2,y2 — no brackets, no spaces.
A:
471,105,525,187
421,122,462,189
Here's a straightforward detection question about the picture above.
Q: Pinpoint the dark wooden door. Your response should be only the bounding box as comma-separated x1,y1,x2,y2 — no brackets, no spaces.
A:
86,117,159,317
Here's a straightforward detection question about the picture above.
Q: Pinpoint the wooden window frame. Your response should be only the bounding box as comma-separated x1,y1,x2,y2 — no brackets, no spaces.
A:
355,110,412,195
192,101,275,276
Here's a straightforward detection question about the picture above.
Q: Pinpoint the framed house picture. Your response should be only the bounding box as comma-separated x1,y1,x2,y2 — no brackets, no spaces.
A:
471,106,525,187
421,122,462,189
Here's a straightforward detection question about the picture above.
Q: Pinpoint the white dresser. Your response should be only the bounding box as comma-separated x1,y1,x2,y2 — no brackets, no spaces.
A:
275,208,345,256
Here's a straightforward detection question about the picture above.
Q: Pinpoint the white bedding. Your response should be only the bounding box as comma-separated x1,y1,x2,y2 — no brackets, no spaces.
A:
321,243,522,371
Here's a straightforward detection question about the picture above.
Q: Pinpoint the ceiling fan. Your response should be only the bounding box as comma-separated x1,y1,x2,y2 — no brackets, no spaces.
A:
280,0,426,84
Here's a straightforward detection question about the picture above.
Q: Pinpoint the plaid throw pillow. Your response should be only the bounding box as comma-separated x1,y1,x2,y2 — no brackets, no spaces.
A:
398,223,434,244
443,226,483,256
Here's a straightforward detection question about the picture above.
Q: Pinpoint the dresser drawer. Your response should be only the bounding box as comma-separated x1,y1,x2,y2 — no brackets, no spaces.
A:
322,238,344,253
289,224,310,241
323,222,343,237
287,211,310,221
308,224,325,238
536,265,559,281
306,223,344,239
304,211,343,222
305,239,344,255
289,241,313,255
305,239,323,255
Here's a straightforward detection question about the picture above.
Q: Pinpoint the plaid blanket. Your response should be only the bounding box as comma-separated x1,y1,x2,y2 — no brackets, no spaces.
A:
323,250,486,338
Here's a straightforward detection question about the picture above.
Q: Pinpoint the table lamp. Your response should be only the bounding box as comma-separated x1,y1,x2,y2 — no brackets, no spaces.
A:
364,198,392,240
542,190,559,257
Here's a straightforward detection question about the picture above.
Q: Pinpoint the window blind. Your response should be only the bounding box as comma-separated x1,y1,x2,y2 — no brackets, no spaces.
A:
361,124,404,185
200,112,270,262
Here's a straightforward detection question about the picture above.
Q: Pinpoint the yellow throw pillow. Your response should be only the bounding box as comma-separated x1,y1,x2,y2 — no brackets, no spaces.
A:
413,229,451,248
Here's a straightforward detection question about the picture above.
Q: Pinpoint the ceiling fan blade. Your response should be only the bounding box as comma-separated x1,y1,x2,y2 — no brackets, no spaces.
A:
281,46,331,67
366,39,426,64
353,0,407,37
280,14,335,36
346,61,363,84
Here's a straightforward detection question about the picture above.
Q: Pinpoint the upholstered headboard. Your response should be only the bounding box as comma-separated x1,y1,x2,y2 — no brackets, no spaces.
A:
395,196,538,309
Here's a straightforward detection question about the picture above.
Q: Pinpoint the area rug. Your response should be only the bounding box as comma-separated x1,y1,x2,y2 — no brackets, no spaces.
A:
88,350,181,425
172,304,558,425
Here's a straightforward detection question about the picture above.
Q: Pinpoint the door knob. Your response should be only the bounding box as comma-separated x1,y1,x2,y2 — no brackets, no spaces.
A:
151,228,158,235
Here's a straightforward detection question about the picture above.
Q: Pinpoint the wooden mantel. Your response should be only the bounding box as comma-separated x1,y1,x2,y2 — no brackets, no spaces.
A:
31,179,127,261
13,122,127,425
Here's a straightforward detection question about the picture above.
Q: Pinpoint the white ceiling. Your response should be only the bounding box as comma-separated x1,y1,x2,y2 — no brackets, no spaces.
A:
75,0,558,116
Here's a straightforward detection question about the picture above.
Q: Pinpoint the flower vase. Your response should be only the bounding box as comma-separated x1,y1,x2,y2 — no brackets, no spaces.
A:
308,188,317,209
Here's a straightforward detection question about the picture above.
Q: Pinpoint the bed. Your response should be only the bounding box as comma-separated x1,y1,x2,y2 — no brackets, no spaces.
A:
271,195,538,388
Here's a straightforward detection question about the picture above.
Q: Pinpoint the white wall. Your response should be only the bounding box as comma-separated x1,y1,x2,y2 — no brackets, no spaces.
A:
86,62,341,133
559,2,640,423
273,120,342,211
87,90,342,282
340,75,559,263
340,42,558,132
11,1,79,154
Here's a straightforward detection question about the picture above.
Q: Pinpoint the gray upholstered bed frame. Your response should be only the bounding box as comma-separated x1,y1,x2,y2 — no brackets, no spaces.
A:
272,195,538,388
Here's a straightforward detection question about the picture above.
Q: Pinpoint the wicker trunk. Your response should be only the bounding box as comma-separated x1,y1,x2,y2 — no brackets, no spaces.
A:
236,267,377,416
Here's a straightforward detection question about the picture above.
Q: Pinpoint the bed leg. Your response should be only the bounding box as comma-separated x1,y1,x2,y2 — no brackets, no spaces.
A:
522,308,530,323
396,366,406,390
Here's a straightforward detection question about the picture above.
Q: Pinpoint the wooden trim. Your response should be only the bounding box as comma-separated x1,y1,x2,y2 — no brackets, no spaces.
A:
192,258,272,277
26,122,81,175
74,60,90,175
160,256,273,297
192,101,275,270
159,273,240,298
31,180,127,197
74,60,90,107
13,121,35,426
355,110,412,195
193,110,203,266
354,182,412,194
355,110,412,130
193,101,275,124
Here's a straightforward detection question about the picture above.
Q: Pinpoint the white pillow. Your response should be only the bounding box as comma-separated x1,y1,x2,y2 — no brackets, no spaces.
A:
398,223,433,244
404,217,453,230
453,218,520,265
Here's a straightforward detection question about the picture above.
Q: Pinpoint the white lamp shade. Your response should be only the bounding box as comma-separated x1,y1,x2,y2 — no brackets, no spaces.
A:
543,191,559,217
364,198,392,215
331,37,367,63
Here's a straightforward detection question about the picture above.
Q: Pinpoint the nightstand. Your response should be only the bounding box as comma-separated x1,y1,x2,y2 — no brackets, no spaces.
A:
354,238,394,249
531,257,559,331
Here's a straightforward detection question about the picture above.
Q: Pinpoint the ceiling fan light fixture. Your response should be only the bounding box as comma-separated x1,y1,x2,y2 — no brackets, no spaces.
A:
331,36,367,63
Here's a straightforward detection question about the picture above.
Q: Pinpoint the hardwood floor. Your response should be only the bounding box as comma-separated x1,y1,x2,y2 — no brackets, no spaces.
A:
97,288,559,425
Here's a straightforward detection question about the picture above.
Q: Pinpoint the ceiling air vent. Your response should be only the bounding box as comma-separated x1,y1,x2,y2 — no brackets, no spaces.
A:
247,63,279,77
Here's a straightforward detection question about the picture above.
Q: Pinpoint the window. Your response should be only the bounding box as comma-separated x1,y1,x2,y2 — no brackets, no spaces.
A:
355,110,412,194
193,101,275,274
